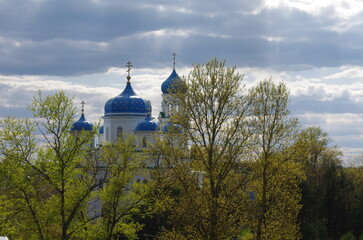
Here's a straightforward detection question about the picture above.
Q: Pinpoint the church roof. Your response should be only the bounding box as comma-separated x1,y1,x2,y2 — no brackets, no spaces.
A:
104,62,149,117
135,114,158,131
161,69,185,94
71,114,93,131
104,82,149,116
99,125,104,134
161,122,182,133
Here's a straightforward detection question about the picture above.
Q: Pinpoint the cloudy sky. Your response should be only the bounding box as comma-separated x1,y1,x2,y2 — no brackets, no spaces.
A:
1,0,363,164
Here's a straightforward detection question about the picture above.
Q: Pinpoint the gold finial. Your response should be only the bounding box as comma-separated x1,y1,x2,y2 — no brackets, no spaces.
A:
125,61,133,84
81,101,85,115
172,53,177,70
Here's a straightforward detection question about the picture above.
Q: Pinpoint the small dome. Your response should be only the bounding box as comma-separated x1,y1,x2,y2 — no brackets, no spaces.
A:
161,69,185,94
161,122,182,133
161,122,172,133
104,82,149,116
99,125,104,134
135,115,158,131
71,114,93,131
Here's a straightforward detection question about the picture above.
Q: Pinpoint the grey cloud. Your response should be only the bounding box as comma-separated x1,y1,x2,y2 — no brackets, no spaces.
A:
290,95,363,115
0,0,215,42
0,0,362,76
0,105,33,118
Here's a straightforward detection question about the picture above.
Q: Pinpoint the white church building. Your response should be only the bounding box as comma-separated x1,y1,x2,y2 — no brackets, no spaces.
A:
71,56,184,149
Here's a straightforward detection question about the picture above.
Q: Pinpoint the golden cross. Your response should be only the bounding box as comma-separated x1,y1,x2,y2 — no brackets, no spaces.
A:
81,101,85,115
172,53,177,70
125,61,133,83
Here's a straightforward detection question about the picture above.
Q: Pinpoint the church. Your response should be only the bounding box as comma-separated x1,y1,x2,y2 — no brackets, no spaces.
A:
70,55,184,149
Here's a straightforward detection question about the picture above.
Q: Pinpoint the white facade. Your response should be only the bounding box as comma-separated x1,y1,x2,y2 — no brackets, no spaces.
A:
103,115,147,142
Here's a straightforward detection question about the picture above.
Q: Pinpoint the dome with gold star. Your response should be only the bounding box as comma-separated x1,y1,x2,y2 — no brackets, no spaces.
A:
104,61,149,117
104,82,149,116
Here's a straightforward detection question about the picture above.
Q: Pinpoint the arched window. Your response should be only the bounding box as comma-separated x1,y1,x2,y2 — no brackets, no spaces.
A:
106,127,109,140
142,137,147,148
117,127,123,138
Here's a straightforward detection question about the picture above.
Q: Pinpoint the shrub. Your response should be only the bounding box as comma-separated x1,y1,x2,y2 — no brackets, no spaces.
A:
340,232,356,240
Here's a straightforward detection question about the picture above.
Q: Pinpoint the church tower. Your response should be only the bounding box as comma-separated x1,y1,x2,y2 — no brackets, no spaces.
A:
101,62,150,143
159,53,184,126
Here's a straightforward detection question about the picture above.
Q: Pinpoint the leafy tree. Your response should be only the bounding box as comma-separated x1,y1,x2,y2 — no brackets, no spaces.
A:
338,166,363,238
0,195,16,237
247,79,304,240
91,137,147,240
150,59,252,240
0,91,147,239
0,117,47,239
340,232,357,240
0,92,101,239
294,127,353,240
30,91,102,239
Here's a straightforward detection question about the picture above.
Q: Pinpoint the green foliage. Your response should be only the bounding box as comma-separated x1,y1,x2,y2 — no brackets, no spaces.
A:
294,127,363,239
340,232,357,240
150,59,251,240
93,136,147,240
0,91,147,239
247,79,304,240
147,61,311,240
239,229,253,240
0,195,16,237
0,117,50,239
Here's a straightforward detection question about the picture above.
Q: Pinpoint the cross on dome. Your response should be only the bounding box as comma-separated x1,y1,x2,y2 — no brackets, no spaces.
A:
81,100,85,115
71,100,93,132
172,53,177,70
104,60,149,117
125,61,133,83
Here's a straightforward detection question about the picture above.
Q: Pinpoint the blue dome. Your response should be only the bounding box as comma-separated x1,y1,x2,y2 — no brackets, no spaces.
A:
161,122,173,133
99,125,104,134
161,122,182,133
104,82,149,116
71,114,93,131
135,115,158,131
161,69,185,94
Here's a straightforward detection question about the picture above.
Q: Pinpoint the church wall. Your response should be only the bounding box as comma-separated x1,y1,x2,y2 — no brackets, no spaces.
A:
103,115,146,142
